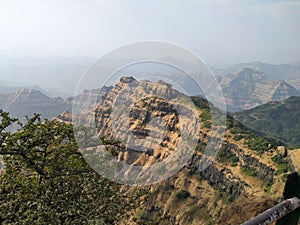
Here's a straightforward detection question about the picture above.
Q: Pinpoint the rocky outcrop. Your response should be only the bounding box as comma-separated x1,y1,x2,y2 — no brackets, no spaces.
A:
221,142,275,183
188,154,246,200
287,149,300,172
93,76,198,167
52,111,72,124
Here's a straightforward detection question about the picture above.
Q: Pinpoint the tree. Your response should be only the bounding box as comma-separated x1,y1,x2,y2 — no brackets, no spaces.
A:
0,110,135,224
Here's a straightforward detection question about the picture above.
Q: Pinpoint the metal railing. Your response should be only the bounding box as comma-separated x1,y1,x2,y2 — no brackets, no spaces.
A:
241,197,300,225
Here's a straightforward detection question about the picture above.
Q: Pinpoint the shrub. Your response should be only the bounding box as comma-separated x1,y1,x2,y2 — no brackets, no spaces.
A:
241,166,256,177
217,150,239,164
271,156,291,175
174,190,190,201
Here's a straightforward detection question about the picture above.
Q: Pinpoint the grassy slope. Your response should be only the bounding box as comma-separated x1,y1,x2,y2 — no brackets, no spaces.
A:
233,96,300,149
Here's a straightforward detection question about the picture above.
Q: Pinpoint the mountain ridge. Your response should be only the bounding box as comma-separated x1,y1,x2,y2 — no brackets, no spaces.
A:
217,61,300,92
218,67,299,111
55,76,298,224
0,88,72,122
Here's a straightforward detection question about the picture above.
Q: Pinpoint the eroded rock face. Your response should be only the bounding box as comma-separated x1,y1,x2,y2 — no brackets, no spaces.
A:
188,154,245,200
288,149,300,172
52,111,72,124
222,142,275,183
277,146,287,158
93,77,198,168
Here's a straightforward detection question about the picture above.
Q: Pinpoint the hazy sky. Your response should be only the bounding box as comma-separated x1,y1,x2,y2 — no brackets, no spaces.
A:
0,0,300,66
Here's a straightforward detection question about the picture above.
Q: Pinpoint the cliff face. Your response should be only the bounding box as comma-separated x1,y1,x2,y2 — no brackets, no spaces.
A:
59,76,293,224
288,149,300,172
93,77,198,170
221,141,275,184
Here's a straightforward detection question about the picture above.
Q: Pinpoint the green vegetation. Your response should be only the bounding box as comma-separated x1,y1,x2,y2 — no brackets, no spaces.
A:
246,136,272,155
271,156,291,175
227,114,275,155
233,134,244,141
191,96,210,110
184,203,199,217
200,109,211,121
241,166,257,177
136,209,151,222
216,190,234,203
233,96,300,148
0,110,137,224
173,190,190,202
183,203,216,224
99,135,122,156
231,162,238,167
195,142,206,153
217,149,239,164
264,182,273,193
192,96,278,156
199,108,212,129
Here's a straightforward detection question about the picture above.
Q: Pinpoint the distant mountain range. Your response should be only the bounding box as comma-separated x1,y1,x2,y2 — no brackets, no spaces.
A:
0,89,72,122
1,56,300,113
0,56,91,97
217,61,300,91
0,82,46,95
218,67,299,112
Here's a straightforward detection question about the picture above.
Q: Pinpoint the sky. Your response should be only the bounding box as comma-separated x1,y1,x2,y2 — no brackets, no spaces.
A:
0,0,300,66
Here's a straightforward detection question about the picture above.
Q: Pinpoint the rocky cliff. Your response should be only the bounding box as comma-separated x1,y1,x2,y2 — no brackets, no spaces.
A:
58,76,295,224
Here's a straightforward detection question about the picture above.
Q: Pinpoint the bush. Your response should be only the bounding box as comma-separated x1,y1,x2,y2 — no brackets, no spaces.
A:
241,166,256,177
184,204,199,217
246,136,271,154
174,190,190,201
271,156,291,175
217,150,239,164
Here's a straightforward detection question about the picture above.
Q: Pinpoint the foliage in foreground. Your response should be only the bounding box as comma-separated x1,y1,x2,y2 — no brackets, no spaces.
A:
0,110,134,224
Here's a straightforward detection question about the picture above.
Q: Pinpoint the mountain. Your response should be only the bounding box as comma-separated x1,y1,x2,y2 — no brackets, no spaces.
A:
217,61,300,91
233,96,300,149
218,67,299,111
0,80,46,95
0,56,91,97
57,76,298,224
0,88,72,122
